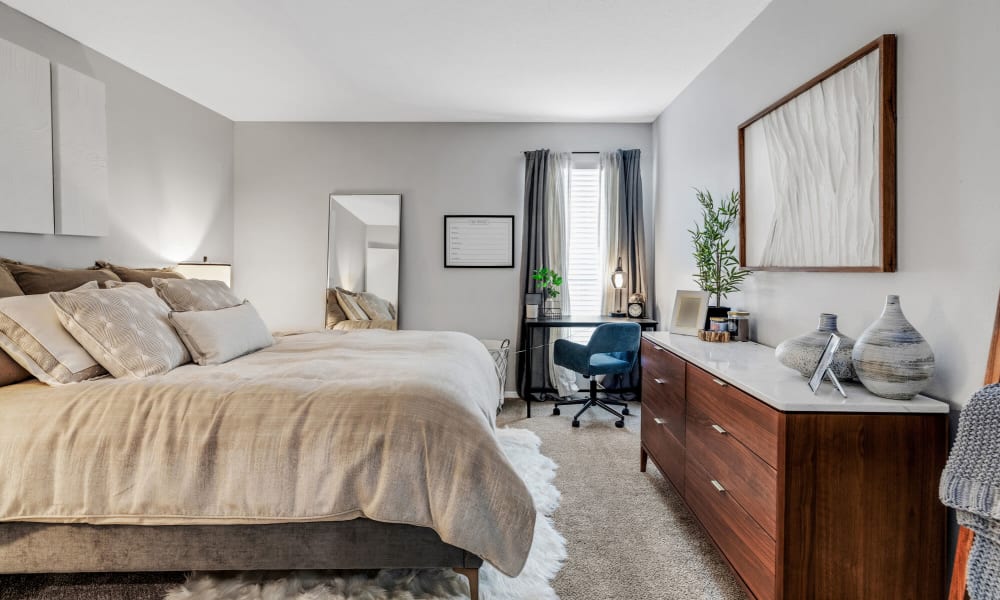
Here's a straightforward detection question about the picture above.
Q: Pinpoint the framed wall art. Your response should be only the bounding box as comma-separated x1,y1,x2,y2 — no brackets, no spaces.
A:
444,215,514,268
739,34,896,272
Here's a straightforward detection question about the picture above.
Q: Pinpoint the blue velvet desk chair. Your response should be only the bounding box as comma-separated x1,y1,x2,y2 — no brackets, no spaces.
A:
551,322,641,428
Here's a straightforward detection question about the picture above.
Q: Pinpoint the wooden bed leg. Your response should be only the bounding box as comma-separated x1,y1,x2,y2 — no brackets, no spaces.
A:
454,567,479,599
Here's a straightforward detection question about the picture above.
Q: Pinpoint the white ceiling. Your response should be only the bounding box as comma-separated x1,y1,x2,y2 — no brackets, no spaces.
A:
6,0,771,122
333,195,400,227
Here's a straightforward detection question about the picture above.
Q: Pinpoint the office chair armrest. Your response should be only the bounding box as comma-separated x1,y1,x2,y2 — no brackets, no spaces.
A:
553,338,591,374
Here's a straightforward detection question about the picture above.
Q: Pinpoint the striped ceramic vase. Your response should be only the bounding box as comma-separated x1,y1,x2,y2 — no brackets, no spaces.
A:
851,295,935,400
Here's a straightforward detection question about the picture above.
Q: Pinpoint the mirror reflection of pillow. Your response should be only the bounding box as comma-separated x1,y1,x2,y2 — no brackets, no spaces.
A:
168,302,274,366
358,292,394,321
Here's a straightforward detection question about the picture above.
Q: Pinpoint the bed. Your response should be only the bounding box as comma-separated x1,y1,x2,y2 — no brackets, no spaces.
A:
0,328,536,598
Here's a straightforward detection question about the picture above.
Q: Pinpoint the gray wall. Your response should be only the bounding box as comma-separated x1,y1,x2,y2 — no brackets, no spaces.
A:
0,3,233,268
234,123,653,352
652,0,1000,409
328,202,367,292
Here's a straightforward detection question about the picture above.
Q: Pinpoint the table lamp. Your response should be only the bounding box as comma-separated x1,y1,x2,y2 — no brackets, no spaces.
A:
610,256,626,317
173,257,232,287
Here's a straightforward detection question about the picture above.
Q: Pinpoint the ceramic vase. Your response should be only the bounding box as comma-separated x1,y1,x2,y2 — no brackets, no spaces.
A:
851,295,935,400
775,313,857,380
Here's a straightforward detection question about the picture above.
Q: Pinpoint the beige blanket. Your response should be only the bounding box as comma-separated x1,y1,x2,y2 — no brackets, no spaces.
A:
0,330,535,576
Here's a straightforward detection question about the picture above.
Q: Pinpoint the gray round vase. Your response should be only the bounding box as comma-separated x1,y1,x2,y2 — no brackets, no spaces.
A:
851,295,935,400
775,313,856,380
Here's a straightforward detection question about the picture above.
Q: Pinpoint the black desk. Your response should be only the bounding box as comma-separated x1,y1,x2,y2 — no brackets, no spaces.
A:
522,315,658,417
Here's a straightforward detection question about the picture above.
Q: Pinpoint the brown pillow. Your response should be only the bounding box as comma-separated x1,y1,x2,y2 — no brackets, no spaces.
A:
0,350,30,386
0,265,23,298
5,262,121,294
326,289,348,328
94,261,185,288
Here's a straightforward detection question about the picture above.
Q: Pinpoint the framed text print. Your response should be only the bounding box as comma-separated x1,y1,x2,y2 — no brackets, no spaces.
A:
739,34,897,272
444,215,514,268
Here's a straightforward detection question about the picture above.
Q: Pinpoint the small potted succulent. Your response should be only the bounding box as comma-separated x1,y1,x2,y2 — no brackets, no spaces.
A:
532,267,563,317
689,189,749,328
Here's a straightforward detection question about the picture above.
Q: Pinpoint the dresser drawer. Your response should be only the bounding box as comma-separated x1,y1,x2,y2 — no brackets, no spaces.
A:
686,458,776,600
641,403,685,494
641,340,686,442
687,364,780,468
687,401,778,538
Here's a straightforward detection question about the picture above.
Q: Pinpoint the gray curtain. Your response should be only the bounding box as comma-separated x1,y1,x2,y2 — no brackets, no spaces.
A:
516,150,549,399
618,149,648,304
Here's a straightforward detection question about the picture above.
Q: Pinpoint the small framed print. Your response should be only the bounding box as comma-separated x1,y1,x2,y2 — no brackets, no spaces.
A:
444,215,515,268
809,334,847,397
669,290,710,337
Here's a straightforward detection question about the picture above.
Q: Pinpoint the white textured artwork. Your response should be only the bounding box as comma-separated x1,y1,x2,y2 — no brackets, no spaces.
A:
743,50,880,268
0,37,53,234
52,64,109,236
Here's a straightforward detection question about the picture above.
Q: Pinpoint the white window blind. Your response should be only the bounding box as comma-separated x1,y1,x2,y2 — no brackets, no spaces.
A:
565,155,603,342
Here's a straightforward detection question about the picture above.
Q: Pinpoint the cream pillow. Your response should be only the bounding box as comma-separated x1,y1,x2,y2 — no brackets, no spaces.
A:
358,292,394,321
335,288,370,321
0,281,107,385
152,278,241,312
169,302,274,366
50,285,191,379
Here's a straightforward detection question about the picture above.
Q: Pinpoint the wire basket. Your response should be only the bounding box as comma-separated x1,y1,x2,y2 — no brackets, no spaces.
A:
480,338,510,410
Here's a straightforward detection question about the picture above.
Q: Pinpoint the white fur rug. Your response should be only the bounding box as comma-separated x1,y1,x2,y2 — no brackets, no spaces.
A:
164,428,566,600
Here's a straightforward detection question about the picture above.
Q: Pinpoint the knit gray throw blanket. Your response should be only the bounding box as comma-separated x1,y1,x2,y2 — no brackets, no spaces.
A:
941,383,1000,599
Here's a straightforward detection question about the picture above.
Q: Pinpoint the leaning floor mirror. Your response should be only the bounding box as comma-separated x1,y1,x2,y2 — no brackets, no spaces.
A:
326,194,401,330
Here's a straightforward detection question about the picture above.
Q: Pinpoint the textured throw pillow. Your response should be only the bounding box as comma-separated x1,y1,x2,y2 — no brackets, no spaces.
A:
152,278,241,312
358,292,394,321
94,261,185,287
0,350,30,386
0,264,23,298
0,282,108,385
335,288,370,321
5,262,121,294
326,289,348,328
50,285,190,378
169,302,274,366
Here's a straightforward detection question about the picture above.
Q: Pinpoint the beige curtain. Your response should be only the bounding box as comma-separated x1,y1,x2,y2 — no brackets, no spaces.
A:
546,152,578,397
600,151,622,314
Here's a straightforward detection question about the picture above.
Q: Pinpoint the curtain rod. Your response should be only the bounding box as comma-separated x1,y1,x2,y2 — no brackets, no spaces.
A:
571,151,600,154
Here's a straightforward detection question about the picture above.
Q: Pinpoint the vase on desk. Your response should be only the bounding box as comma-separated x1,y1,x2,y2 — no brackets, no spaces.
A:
852,295,935,400
543,298,561,318
775,313,856,380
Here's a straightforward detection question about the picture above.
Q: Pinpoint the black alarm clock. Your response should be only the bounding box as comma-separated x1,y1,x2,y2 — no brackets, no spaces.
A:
627,293,645,318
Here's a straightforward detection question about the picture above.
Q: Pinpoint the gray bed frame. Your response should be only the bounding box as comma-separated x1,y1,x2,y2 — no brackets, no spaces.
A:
0,520,482,598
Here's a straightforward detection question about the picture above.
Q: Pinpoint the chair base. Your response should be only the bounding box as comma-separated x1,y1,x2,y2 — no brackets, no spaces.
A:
552,379,629,427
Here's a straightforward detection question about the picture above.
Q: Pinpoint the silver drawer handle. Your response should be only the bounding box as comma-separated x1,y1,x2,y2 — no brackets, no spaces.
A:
711,378,728,387
710,480,726,493
711,424,728,434
653,418,667,425
654,378,667,385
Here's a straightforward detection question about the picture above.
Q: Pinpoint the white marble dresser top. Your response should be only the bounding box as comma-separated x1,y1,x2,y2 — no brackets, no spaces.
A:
643,332,950,414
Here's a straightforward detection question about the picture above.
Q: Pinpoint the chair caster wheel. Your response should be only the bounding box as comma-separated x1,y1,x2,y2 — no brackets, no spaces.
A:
615,420,625,428
552,407,560,416
572,420,580,428
622,407,630,416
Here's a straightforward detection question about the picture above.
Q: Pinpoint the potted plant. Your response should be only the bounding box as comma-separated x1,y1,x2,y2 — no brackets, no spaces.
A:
689,189,749,328
532,267,563,317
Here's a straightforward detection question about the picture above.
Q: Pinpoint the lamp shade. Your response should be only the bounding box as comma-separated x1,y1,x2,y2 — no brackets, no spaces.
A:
174,262,232,287
611,257,626,289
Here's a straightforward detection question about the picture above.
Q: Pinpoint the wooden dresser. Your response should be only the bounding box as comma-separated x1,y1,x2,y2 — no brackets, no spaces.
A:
639,332,950,600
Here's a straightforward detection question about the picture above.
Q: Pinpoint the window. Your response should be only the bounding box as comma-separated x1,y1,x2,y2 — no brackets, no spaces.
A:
565,154,604,341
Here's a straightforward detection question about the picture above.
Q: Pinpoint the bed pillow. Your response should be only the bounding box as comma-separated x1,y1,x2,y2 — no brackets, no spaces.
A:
335,288,370,321
0,350,30,386
4,262,121,294
169,302,274,366
0,282,108,385
94,261,186,287
0,265,23,298
50,285,190,378
358,292,394,321
326,289,348,328
152,278,241,312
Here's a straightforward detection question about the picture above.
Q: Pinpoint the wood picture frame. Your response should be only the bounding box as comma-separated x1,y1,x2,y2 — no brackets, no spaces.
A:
443,215,515,268
738,34,897,272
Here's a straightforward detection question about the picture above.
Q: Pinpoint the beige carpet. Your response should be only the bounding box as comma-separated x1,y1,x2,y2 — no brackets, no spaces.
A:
499,397,746,600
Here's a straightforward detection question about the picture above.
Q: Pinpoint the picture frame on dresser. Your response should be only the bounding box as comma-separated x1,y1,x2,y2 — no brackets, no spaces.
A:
668,290,709,336
738,34,897,272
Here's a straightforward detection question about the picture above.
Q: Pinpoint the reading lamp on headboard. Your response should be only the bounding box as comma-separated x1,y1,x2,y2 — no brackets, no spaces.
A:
948,289,1000,600
173,257,232,287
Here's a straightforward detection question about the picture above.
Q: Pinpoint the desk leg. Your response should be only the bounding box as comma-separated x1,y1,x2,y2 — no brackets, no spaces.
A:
525,328,532,418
